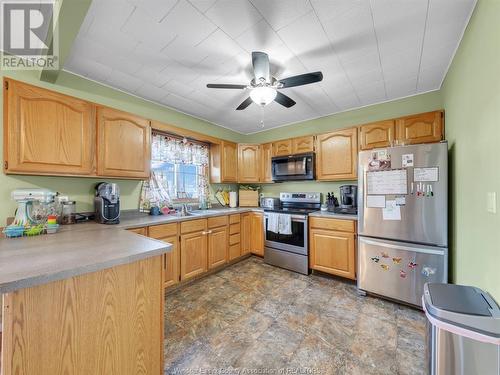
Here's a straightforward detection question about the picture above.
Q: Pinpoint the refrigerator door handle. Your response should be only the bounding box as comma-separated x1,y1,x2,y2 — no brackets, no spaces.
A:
360,238,446,255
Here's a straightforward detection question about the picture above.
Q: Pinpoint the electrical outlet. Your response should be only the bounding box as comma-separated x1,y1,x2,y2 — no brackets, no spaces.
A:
487,192,497,214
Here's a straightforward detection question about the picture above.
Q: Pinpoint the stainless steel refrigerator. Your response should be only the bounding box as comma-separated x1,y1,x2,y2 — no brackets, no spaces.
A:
357,142,448,307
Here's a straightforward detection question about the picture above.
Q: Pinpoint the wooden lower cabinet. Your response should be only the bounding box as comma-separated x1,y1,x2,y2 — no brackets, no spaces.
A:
180,230,208,281
309,217,357,280
162,236,179,287
250,213,264,256
208,226,228,269
241,213,251,255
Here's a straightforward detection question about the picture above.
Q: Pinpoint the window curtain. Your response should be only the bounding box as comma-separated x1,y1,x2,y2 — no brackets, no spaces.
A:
139,133,209,212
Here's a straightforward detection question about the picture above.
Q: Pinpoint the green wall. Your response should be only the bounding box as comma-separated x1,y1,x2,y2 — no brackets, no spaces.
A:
441,0,500,299
0,69,243,221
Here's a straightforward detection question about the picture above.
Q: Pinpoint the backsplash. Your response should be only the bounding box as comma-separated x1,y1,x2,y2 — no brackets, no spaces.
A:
257,181,357,203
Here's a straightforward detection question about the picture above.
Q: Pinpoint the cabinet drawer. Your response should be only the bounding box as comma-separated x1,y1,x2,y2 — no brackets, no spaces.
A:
228,243,241,261
229,233,241,245
180,219,207,234
309,217,356,233
229,223,240,235
148,223,177,239
229,214,240,224
127,227,148,236
208,215,228,228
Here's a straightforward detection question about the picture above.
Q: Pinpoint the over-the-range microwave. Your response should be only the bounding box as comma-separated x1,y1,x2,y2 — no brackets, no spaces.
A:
271,153,315,181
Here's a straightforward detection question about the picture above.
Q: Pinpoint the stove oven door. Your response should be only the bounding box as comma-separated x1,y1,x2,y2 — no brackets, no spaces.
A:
264,214,308,255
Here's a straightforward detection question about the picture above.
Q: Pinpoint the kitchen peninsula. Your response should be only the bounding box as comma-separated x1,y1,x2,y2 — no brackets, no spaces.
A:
0,226,171,375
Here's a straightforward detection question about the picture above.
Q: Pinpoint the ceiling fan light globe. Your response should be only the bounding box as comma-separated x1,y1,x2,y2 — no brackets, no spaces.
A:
250,86,277,106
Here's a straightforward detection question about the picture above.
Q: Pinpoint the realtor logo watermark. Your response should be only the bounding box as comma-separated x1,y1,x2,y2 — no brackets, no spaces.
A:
1,0,58,70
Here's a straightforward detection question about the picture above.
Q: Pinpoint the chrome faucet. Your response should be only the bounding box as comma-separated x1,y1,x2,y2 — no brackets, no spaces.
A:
181,204,189,216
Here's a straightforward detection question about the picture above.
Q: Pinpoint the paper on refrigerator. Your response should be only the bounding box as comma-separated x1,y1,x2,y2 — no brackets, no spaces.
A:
366,195,386,208
382,200,401,220
366,169,408,195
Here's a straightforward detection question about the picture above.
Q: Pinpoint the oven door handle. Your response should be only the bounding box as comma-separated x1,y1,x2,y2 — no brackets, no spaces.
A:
264,214,307,221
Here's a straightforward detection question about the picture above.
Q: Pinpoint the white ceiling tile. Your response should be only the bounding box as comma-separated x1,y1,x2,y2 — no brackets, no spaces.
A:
127,0,177,22
105,70,144,93
277,11,329,56
250,0,312,31
134,83,169,102
417,64,448,91
163,79,195,97
356,80,387,105
385,77,418,99
121,8,177,50
161,0,218,45
65,56,113,82
236,18,283,53
205,0,262,38
310,0,361,24
189,0,218,13
89,0,136,31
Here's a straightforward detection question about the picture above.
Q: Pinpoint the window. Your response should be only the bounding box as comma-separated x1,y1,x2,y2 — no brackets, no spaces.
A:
139,133,209,211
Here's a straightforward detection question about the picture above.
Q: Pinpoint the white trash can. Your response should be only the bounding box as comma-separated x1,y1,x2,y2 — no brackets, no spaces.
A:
423,283,500,375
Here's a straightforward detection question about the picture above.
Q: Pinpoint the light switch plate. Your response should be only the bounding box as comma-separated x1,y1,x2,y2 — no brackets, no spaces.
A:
487,192,497,213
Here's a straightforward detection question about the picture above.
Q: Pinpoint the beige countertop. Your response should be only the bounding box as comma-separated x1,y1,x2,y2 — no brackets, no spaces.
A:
309,211,358,220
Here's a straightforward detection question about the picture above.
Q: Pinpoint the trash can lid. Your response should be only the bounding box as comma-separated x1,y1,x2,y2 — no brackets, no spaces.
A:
423,283,500,342
428,284,492,316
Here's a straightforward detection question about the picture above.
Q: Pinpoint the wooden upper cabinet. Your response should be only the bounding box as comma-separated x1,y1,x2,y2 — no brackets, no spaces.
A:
3,79,96,175
261,142,273,183
396,111,444,145
97,107,151,178
221,141,238,182
359,120,395,150
293,136,314,154
238,144,260,183
316,128,358,181
273,139,293,156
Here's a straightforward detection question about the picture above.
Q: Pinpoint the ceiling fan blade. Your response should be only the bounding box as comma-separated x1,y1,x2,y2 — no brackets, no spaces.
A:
278,71,323,88
274,91,296,108
252,51,270,83
207,83,247,89
236,97,253,110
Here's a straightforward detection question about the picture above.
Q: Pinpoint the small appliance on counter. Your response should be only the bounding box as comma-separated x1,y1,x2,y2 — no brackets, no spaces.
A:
94,182,120,224
3,189,59,238
260,197,280,210
334,185,358,214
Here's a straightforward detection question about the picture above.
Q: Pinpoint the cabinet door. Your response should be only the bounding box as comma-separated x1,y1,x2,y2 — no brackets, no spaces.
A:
222,141,238,182
250,213,264,256
241,213,251,255
273,139,293,156
4,79,96,175
292,136,314,154
261,142,273,183
359,120,395,150
97,107,151,178
180,231,208,280
208,226,228,269
162,236,179,288
316,128,358,180
127,227,148,236
309,229,356,280
396,111,444,145
238,144,260,182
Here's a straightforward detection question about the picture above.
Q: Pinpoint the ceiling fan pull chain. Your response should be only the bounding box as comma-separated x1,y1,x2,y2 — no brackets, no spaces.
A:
260,106,265,128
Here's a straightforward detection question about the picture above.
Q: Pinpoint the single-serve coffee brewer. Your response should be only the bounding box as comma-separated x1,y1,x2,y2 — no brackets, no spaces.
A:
94,182,120,224
335,185,358,215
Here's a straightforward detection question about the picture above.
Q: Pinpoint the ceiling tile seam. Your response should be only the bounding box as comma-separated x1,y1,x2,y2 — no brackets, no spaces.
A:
61,68,249,136
368,0,388,101
188,0,216,14
308,0,362,107
243,87,442,135
158,0,181,23
119,5,138,33
436,0,478,90
248,0,308,33
415,0,431,91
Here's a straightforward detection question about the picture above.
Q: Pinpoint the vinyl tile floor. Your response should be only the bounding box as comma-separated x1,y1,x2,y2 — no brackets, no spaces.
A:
165,257,427,375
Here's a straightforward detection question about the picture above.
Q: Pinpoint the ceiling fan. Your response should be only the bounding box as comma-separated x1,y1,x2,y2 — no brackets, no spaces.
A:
206,51,323,110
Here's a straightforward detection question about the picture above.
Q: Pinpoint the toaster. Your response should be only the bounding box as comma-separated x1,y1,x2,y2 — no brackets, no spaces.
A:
260,197,280,209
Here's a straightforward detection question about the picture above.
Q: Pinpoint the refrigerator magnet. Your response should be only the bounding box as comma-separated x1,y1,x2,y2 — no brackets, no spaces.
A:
408,262,418,269
395,196,406,206
392,257,402,264
402,154,414,167
400,270,407,278
380,264,389,271
414,167,439,182
371,256,380,263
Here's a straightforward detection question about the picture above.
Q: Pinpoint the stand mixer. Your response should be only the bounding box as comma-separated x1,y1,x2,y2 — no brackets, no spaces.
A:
11,189,57,226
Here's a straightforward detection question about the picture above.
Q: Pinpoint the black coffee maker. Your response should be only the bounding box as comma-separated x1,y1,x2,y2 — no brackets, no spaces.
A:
334,185,358,215
94,182,120,224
